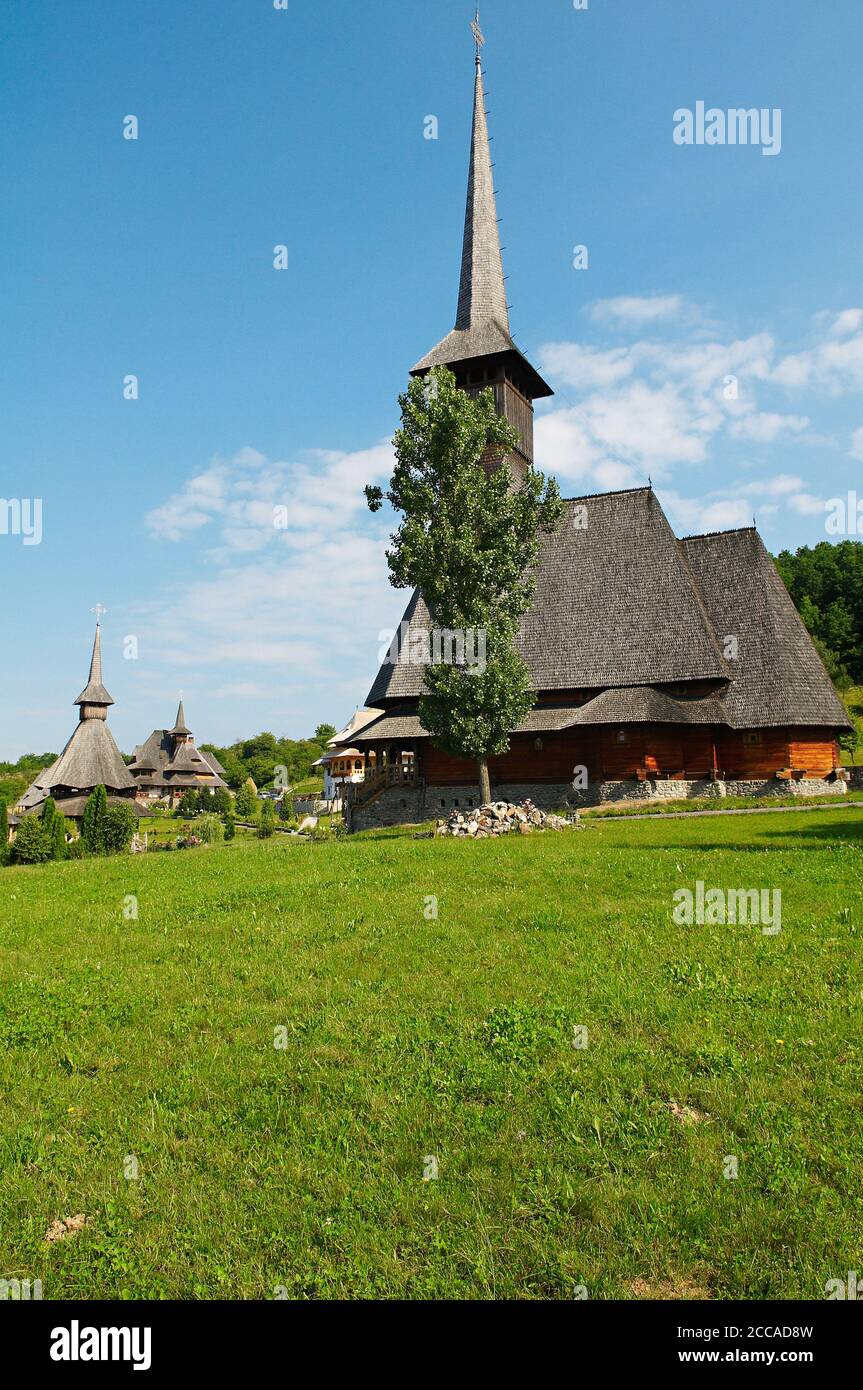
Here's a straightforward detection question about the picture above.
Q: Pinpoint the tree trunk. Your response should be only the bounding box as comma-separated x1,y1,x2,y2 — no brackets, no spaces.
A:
477,757,492,806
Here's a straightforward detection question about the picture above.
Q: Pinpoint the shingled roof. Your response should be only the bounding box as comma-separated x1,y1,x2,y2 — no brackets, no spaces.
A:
367,489,732,705
128,713,228,790
680,528,851,729
364,491,849,732
18,623,135,812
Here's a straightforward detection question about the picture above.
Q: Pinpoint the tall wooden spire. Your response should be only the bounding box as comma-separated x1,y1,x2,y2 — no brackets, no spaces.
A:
455,51,509,334
411,17,552,478
74,621,114,717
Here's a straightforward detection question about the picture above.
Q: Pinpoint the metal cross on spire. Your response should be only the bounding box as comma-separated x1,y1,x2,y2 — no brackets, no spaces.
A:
90,603,107,624
470,9,484,59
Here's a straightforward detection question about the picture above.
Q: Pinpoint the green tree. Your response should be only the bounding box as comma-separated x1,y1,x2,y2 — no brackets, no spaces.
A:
81,785,108,854
211,786,232,815
11,815,49,865
278,793,293,822
314,724,337,743
366,366,563,803
51,815,69,861
0,796,9,866
223,811,236,841
101,804,137,855
235,778,258,820
258,800,276,838
177,789,201,817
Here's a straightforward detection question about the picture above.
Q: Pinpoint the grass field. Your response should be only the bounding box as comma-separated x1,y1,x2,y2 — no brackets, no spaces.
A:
1,808,861,1300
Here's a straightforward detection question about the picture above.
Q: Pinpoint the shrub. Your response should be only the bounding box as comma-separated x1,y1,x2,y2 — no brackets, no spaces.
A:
258,801,276,838
198,814,224,844
235,779,259,821
212,787,232,815
0,796,8,866
223,812,236,841
101,804,138,855
177,790,201,817
11,816,49,865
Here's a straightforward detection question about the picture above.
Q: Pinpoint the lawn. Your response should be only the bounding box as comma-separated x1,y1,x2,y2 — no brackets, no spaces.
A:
0,807,861,1300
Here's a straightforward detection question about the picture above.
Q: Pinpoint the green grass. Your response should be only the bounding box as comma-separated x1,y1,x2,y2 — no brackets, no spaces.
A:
1,809,861,1300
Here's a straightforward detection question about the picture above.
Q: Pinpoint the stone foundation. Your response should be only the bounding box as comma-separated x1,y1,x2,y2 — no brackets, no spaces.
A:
347,773,848,831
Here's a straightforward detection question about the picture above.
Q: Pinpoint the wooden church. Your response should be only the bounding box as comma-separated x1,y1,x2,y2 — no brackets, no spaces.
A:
344,33,851,829
13,622,144,830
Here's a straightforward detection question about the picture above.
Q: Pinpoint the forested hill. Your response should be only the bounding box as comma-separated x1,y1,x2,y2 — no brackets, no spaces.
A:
774,540,863,688
199,726,336,790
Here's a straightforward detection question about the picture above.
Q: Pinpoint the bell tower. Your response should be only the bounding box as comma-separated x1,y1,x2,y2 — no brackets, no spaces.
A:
410,14,553,480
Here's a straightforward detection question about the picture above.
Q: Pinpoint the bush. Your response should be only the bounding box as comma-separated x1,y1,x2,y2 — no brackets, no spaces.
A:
11,816,49,864
212,787,232,815
223,812,236,841
101,804,138,855
176,790,201,817
198,814,224,844
258,801,276,838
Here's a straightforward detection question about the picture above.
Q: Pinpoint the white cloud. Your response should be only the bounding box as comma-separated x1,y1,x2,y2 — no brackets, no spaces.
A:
537,342,634,390
729,412,809,443
589,294,686,326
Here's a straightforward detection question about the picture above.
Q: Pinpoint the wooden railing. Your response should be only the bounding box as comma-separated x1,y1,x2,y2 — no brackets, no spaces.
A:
349,763,419,806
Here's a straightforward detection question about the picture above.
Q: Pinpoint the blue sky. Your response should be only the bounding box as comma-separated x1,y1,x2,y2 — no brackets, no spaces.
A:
2,0,862,760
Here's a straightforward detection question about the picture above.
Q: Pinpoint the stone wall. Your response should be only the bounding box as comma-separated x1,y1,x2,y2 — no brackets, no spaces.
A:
347,772,848,831
848,767,863,791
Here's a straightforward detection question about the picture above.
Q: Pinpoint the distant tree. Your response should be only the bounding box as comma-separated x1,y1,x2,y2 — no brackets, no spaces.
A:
177,790,200,817
223,811,236,841
235,778,258,820
11,815,49,865
81,785,108,854
258,800,276,838
278,794,293,822
365,366,563,803
211,786,232,815
775,540,863,685
101,804,137,855
0,796,9,866
314,724,337,743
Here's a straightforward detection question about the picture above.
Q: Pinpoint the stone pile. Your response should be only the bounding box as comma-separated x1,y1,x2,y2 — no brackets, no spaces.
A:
435,799,578,838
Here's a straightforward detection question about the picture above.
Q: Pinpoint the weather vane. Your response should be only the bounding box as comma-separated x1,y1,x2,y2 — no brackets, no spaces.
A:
471,9,485,57
91,603,107,623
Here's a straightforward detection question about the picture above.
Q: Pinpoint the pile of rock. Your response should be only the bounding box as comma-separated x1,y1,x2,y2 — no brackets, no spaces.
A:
435,799,577,838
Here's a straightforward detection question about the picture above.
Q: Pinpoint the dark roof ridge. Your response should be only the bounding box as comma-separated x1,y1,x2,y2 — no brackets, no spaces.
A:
562,485,651,504
682,526,758,541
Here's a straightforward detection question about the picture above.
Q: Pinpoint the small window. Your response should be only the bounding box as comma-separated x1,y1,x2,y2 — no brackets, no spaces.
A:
616,729,627,745
467,798,473,807
401,800,407,808
440,799,446,807
454,799,459,807
744,731,762,747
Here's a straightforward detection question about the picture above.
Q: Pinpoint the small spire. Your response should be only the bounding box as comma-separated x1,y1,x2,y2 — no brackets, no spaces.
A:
74,620,114,710
171,698,191,736
455,18,509,334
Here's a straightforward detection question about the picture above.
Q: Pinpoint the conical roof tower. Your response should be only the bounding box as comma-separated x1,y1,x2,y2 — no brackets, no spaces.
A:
411,14,552,478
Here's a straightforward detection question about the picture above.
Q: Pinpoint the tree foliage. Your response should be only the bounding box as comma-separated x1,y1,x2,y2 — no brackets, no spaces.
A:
11,815,49,865
101,804,137,855
775,540,863,687
235,778,259,820
81,785,108,854
366,367,563,798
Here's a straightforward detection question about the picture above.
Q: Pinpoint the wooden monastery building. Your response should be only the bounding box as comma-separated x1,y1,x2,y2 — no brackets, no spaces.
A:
128,701,228,805
343,39,852,830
